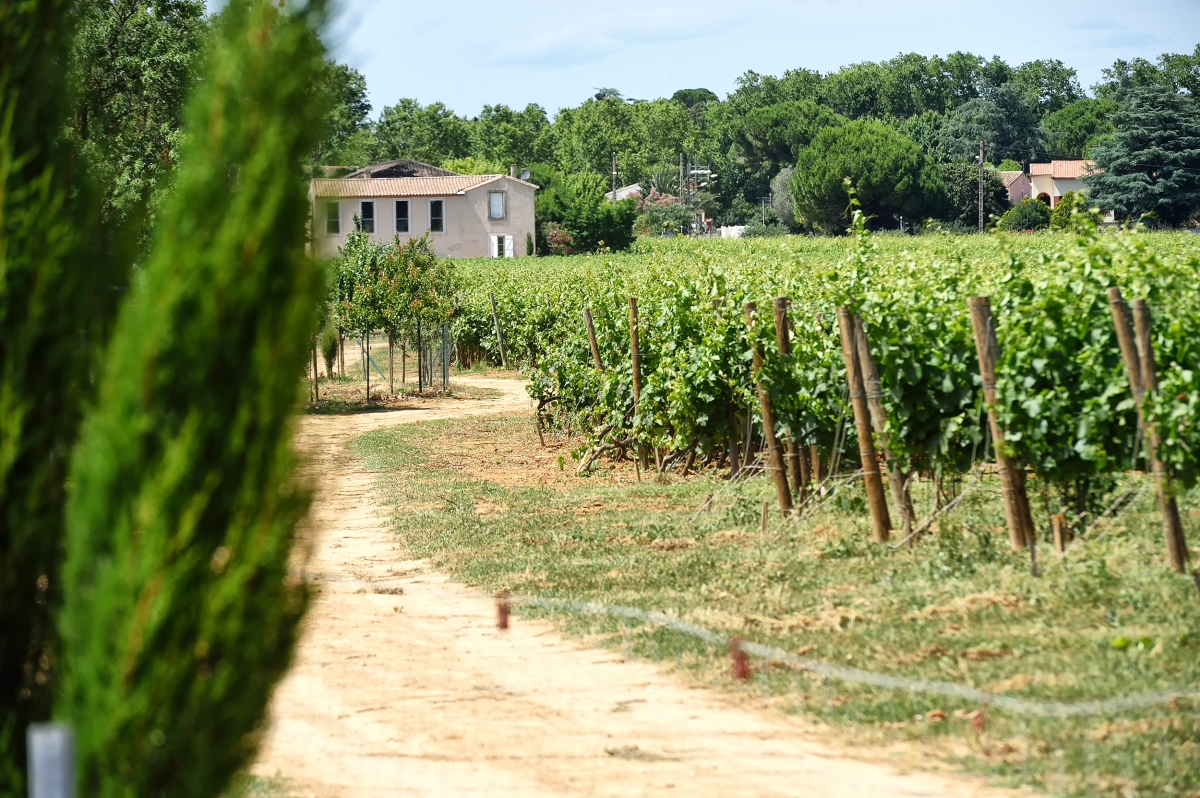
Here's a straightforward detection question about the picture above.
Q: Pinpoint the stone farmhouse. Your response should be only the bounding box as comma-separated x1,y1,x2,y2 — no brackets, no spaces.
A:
309,160,537,260
1029,160,1096,208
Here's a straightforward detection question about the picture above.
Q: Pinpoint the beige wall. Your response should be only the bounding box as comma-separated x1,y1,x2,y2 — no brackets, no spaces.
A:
311,177,536,260
1030,175,1087,207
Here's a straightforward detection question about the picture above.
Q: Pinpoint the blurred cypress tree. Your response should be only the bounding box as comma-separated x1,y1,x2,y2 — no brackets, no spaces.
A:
0,3,127,792
56,0,329,795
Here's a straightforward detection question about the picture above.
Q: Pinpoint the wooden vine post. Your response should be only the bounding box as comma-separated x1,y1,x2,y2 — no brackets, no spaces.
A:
836,307,891,541
489,292,508,369
746,302,793,517
388,332,394,395
1130,298,1189,572
311,342,319,406
583,308,604,370
365,330,371,403
629,297,648,471
968,297,1034,549
854,315,915,539
772,297,808,502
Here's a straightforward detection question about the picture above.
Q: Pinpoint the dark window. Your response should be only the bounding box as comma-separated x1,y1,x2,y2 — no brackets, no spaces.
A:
325,201,340,235
395,199,409,233
430,199,444,233
359,201,375,233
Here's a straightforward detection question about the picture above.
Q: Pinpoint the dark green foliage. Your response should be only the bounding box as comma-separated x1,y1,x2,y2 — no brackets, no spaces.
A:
1094,45,1200,101
1048,190,1099,229
310,62,372,166
790,120,945,232
940,83,1045,164
938,162,1010,227
1085,86,1200,226
470,103,552,167
735,100,845,173
1043,98,1117,159
635,202,694,237
320,323,340,376
1011,58,1083,116
997,159,1023,171
533,167,637,253
57,2,329,795
671,88,717,108
374,98,471,165
997,197,1051,230
0,2,125,791
72,0,208,232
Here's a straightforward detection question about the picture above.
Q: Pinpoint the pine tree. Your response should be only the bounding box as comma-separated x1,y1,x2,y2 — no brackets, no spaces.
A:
1086,87,1200,226
0,3,127,791
57,1,329,795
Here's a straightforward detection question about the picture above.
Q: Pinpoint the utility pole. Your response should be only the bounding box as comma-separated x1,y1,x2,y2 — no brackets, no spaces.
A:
611,151,617,197
978,140,986,233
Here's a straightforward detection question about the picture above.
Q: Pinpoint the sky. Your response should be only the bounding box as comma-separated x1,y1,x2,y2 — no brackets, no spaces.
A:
324,0,1200,119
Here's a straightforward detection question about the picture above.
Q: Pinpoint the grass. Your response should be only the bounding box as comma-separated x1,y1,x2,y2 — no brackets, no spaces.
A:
349,411,1200,798
225,775,297,797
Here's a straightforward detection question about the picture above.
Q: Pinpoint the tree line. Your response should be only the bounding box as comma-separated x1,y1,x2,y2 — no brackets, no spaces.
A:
314,46,1200,237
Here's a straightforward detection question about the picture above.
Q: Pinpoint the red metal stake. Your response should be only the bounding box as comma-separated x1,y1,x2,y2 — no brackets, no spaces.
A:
729,637,751,681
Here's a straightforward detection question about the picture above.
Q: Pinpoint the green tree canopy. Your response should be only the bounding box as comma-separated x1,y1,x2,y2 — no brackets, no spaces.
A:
1011,59,1083,115
72,0,209,230
310,62,372,166
790,119,944,232
1085,86,1200,226
940,83,1046,164
672,88,718,108
735,100,845,173
938,161,1010,227
997,197,1051,230
470,103,552,167
1042,98,1117,158
374,98,470,164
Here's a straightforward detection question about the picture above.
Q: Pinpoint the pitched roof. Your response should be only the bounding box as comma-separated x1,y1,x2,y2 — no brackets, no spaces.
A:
999,170,1027,187
343,160,459,179
1029,160,1096,179
312,175,507,198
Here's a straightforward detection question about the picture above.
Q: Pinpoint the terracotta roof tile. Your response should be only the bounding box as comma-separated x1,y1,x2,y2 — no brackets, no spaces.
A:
1029,160,1096,179
999,170,1026,187
312,175,518,198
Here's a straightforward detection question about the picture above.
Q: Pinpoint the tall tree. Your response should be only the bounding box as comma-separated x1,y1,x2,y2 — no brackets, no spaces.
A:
735,100,845,173
72,0,209,230
790,120,944,232
470,103,551,167
1086,86,1200,226
374,99,470,165
1042,98,1117,158
1012,59,1083,116
310,62,372,166
939,162,1010,226
940,83,1045,164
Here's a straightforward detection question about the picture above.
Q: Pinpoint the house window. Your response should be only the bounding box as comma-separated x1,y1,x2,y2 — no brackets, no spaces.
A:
359,200,375,233
430,199,444,233
395,199,409,233
325,201,340,235
488,191,506,220
490,234,514,258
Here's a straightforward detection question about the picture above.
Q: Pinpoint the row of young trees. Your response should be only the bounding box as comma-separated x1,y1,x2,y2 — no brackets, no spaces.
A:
3,1,335,794
314,45,1200,234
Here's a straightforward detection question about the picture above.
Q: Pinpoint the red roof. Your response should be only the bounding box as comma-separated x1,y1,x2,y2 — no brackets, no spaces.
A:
1029,160,1096,179
999,170,1027,187
311,175,537,198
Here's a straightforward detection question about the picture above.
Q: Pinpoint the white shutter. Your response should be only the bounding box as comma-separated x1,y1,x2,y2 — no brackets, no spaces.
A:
504,235,514,258
489,234,499,258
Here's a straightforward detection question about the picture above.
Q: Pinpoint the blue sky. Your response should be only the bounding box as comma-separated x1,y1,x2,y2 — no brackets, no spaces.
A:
325,0,1200,118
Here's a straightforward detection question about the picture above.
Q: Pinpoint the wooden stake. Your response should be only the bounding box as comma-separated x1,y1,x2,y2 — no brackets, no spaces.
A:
388,333,394,396
401,339,406,388
837,307,891,542
810,445,824,490
584,308,604,370
496,593,510,630
968,297,1034,550
773,297,807,504
746,302,793,517
726,400,741,478
489,292,508,369
1132,299,1189,573
729,637,751,681
1051,513,1068,554
854,315,915,541
311,343,319,405
629,297,648,471
366,330,371,403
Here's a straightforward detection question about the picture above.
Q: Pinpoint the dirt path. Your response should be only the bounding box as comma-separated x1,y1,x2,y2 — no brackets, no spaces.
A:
252,377,1027,797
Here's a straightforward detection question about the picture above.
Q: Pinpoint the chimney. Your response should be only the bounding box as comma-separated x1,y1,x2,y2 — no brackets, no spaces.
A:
509,164,517,178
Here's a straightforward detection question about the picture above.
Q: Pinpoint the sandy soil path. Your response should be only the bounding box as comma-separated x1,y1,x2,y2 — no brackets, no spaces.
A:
252,377,1026,797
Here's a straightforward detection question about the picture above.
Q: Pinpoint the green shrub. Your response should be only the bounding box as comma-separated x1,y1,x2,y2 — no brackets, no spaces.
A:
57,2,329,795
1048,189,1101,230
320,322,340,376
0,3,129,790
998,197,1051,231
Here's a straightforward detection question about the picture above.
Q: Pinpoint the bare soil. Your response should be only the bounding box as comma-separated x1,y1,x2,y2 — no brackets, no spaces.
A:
251,377,1029,797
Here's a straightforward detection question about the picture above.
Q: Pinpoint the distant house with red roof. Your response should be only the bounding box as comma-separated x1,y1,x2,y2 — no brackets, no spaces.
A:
1029,160,1097,208
999,171,1032,205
